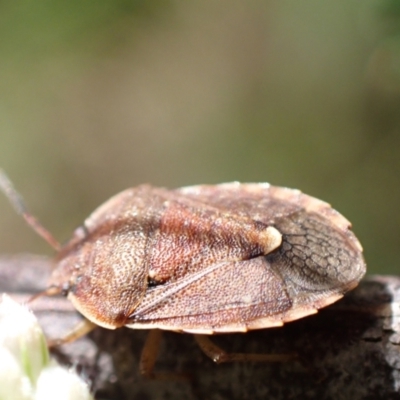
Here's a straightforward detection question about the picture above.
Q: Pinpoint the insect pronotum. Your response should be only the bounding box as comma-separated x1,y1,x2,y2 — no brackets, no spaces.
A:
0,170,366,376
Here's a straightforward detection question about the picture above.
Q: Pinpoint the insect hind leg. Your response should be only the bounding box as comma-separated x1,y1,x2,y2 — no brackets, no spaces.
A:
194,334,297,364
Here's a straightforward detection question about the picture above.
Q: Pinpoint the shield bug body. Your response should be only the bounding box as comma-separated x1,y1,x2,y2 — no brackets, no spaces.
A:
0,173,366,373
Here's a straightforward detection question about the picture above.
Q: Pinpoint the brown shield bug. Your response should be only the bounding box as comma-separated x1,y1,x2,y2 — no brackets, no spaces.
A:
0,171,366,376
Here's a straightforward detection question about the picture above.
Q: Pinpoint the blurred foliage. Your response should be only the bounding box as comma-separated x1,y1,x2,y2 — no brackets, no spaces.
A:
0,0,399,274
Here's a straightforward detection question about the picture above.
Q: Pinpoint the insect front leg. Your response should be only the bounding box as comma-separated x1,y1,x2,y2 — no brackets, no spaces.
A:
194,334,297,364
47,318,97,347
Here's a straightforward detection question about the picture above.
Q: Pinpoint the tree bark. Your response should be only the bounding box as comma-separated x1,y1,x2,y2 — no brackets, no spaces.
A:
1,254,399,400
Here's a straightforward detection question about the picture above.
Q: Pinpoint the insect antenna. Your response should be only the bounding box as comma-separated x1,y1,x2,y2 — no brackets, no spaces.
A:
0,169,61,251
28,286,64,303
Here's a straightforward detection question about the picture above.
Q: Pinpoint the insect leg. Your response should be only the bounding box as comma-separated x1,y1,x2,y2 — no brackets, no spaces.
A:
139,329,163,378
47,318,97,347
139,330,191,380
194,334,297,364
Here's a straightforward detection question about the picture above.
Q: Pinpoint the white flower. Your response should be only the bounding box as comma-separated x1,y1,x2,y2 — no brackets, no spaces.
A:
0,294,93,400
35,361,92,400
0,347,32,400
0,294,48,385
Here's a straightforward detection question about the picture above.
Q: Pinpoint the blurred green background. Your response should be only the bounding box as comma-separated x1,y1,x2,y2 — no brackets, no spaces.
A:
0,0,399,274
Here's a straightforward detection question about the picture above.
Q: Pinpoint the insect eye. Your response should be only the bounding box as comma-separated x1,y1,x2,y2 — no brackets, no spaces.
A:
60,282,71,296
